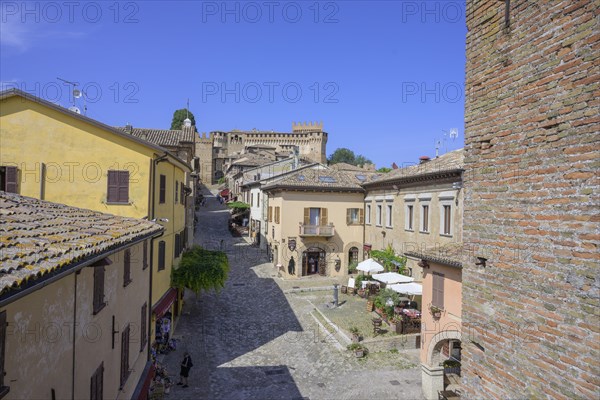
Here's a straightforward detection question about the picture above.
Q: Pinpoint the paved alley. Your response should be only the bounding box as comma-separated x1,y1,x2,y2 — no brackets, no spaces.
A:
160,187,423,400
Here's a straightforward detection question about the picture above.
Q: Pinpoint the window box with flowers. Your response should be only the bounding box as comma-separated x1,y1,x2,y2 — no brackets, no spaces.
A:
430,305,443,319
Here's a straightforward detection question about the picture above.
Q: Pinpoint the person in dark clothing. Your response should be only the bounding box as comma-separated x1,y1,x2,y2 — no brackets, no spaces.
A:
177,352,193,388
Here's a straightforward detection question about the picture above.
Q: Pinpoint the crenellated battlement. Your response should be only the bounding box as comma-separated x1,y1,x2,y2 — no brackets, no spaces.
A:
292,121,323,133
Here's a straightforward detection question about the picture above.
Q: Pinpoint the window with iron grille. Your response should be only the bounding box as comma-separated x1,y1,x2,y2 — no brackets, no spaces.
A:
120,324,130,388
90,362,103,400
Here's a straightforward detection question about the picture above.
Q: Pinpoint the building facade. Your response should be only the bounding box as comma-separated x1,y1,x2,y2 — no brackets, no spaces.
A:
462,1,599,398
0,192,162,400
262,165,365,277
0,89,191,352
363,150,464,280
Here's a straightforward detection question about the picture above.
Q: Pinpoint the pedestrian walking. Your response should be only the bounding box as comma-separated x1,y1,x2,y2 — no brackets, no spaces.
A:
177,352,193,388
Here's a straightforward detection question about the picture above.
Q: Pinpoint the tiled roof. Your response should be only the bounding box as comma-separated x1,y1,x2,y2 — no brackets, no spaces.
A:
262,165,373,191
404,242,463,268
330,162,367,172
231,154,274,167
118,127,196,147
0,192,162,297
365,149,464,186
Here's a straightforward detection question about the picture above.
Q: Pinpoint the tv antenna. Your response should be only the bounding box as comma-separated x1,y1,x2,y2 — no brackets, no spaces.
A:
57,77,88,115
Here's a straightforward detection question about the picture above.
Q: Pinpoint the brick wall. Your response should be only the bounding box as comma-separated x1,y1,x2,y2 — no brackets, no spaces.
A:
462,1,599,399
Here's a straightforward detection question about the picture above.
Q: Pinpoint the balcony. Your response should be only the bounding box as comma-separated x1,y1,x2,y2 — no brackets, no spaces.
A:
299,224,335,238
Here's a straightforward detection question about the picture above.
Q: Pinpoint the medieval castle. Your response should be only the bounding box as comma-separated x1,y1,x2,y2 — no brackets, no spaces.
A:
195,121,327,183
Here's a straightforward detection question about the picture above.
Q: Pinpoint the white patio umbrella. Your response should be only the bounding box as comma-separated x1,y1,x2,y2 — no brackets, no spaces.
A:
356,258,384,274
389,282,423,296
372,272,414,284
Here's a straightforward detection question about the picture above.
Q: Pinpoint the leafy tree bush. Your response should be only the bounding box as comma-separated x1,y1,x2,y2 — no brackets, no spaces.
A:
328,148,372,167
170,108,197,130
171,246,229,295
370,244,407,273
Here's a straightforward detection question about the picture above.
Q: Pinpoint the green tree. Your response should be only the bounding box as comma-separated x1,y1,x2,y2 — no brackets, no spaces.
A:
170,108,197,130
377,167,392,173
370,244,407,273
328,148,373,166
171,246,229,295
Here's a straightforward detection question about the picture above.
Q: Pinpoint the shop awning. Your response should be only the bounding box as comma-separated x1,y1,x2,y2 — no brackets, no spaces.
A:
152,287,177,318
132,361,155,400
220,189,230,196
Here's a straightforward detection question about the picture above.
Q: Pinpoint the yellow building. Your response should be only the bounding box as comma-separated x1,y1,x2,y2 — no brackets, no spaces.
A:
0,89,191,349
262,165,368,277
0,192,163,400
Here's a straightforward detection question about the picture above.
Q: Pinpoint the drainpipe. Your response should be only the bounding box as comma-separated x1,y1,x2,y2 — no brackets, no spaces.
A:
71,270,79,400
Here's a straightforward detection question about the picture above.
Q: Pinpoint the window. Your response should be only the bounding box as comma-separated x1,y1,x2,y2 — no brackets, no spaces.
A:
140,303,147,352
174,234,181,258
175,180,179,203
107,170,129,204
348,247,359,266
93,266,106,315
268,206,273,222
274,207,280,224
0,166,18,193
376,204,382,226
432,272,445,308
346,208,364,225
303,208,328,226
0,311,7,396
180,182,185,205
366,204,371,224
123,249,132,287
443,205,452,235
257,193,260,206
120,324,130,388
158,241,166,271
159,175,166,204
142,240,148,270
406,205,414,230
386,204,393,227
421,205,429,233
90,362,103,400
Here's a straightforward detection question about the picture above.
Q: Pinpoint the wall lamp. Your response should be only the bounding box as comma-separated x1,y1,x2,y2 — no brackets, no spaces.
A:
475,257,487,267
418,259,430,269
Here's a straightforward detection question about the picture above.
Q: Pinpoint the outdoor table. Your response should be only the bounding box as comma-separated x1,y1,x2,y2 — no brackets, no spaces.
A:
439,390,460,400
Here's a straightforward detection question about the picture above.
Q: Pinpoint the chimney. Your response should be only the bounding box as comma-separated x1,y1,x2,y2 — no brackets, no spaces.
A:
419,156,431,164
124,123,133,134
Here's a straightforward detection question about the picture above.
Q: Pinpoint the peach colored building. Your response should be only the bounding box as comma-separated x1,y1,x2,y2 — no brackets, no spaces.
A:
406,245,463,399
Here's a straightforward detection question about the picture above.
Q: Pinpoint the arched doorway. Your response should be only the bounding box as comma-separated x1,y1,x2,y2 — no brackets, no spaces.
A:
302,247,326,276
348,246,359,267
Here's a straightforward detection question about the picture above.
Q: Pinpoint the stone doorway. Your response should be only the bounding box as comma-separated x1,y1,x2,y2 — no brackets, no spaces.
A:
302,248,326,276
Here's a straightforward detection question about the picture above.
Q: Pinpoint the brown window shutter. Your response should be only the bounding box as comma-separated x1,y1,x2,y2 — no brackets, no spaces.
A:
175,180,179,203
181,182,185,204
268,206,273,222
159,175,166,204
118,171,129,203
143,240,148,269
303,208,310,225
140,303,147,351
0,310,6,387
359,208,364,224
276,207,281,224
124,249,131,286
107,171,118,202
158,241,166,270
320,208,328,226
346,209,351,225
4,166,18,193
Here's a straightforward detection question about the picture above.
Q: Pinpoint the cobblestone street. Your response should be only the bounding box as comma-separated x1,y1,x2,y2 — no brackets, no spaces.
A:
161,187,423,400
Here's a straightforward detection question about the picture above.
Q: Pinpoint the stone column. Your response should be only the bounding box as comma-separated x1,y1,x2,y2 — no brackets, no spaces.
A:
421,363,444,400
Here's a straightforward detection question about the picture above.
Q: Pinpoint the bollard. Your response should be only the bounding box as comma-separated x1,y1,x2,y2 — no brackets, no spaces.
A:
333,283,339,307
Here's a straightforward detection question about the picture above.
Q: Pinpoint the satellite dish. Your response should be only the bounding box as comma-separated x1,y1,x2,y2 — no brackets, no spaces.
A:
69,106,81,114
73,89,82,98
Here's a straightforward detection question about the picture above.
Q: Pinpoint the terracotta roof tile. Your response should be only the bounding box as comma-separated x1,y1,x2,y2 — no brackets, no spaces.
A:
263,165,377,191
404,242,464,268
0,192,162,296
117,127,196,147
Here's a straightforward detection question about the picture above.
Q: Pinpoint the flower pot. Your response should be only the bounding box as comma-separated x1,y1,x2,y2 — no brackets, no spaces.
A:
351,334,359,343
433,311,441,319
366,300,374,312
354,349,364,358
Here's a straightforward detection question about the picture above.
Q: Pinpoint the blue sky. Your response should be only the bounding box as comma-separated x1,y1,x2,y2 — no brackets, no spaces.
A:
1,1,466,168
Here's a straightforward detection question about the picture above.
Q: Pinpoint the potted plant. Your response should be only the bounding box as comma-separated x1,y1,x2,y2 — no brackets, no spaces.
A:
430,305,443,318
347,343,368,358
366,296,374,312
349,326,360,343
